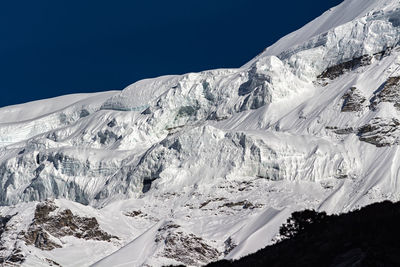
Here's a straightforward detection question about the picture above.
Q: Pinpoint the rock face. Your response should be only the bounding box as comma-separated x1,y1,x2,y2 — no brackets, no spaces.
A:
371,76,400,110
318,55,373,81
0,249,25,266
0,214,25,266
358,118,400,147
24,201,117,250
0,215,13,237
341,87,366,112
155,223,220,266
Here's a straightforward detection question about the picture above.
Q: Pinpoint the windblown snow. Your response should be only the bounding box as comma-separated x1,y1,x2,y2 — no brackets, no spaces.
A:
2,0,400,266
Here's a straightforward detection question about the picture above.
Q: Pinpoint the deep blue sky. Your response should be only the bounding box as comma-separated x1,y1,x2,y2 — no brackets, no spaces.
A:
0,0,343,108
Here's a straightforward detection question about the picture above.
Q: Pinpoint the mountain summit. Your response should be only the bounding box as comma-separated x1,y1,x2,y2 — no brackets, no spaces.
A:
1,0,400,266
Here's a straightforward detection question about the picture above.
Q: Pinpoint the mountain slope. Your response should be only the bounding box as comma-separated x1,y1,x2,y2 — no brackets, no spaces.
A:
2,0,400,266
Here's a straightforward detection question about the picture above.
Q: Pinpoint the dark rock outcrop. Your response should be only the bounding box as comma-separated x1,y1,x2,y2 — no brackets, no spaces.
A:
155,222,220,266
24,201,118,250
218,200,261,210
341,87,366,112
333,127,355,135
0,214,24,265
0,215,13,238
318,50,390,82
370,76,400,110
357,118,400,147
0,248,25,265
318,55,372,80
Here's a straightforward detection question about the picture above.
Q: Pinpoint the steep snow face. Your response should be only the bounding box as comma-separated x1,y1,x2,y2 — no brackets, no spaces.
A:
0,92,117,147
3,0,400,266
245,0,400,64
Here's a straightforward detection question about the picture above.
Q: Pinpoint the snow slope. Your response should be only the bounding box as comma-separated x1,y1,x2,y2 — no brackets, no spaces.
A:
2,0,400,266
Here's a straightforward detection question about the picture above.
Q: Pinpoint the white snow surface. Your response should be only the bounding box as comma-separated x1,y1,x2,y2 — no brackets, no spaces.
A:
2,0,400,266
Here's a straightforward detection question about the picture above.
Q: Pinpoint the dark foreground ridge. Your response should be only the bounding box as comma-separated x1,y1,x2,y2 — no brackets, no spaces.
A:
198,200,400,267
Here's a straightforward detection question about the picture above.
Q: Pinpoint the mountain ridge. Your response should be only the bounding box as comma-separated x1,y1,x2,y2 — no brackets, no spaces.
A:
2,0,400,265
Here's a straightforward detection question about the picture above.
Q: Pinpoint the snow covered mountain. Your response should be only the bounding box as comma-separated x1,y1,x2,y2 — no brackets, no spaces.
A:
2,0,400,265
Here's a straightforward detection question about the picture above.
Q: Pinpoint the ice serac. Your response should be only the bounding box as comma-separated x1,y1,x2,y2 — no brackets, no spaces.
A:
2,0,400,266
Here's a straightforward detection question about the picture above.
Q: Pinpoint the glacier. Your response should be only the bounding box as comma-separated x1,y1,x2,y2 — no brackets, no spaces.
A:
2,0,400,266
